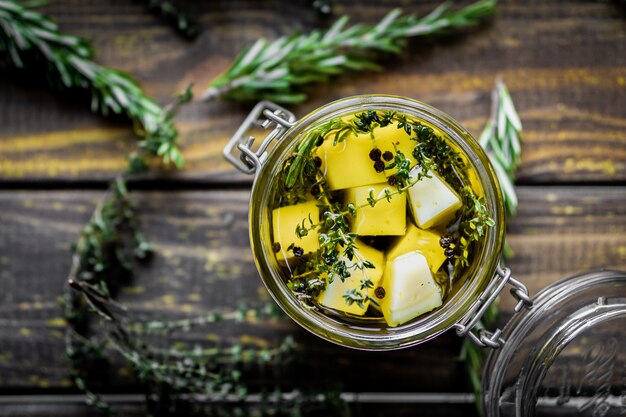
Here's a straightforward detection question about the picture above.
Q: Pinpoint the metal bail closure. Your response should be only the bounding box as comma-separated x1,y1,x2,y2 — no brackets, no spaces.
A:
454,266,533,349
223,101,297,175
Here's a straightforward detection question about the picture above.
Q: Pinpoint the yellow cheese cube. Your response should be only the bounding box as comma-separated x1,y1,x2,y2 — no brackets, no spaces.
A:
345,183,406,236
315,124,415,190
317,241,385,315
386,223,446,274
381,251,443,327
272,200,320,261
407,166,462,229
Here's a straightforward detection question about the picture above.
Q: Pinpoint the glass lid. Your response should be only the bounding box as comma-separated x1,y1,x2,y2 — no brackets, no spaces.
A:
482,270,626,417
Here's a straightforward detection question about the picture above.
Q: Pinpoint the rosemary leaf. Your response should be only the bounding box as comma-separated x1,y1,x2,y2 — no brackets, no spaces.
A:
202,0,497,103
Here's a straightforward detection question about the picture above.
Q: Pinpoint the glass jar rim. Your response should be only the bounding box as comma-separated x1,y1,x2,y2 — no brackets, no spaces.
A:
249,94,505,350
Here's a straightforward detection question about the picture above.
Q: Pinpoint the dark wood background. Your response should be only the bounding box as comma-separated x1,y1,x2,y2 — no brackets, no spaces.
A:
1,0,625,415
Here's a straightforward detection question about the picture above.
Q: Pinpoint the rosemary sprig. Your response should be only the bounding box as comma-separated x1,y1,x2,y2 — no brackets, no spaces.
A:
0,0,183,169
479,78,523,218
460,79,522,414
201,0,497,103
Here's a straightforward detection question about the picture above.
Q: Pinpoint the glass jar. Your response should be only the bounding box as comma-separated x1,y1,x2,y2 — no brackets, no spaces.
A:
224,95,531,350
482,269,626,417
225,95,626,415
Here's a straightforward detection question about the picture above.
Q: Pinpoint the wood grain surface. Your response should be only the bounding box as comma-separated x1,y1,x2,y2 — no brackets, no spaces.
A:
1,0,625,183
1,0,626,415
0,186,624,393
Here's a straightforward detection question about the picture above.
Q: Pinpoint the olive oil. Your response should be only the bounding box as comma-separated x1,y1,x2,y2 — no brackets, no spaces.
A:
269,110,493,327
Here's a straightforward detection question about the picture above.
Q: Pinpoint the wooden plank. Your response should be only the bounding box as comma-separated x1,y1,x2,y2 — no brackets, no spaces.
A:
0,400,478,417
0,186,625,394
1,0,625,183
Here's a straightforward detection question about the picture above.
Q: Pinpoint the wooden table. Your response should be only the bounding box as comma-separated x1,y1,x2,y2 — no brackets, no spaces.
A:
1,0,625,415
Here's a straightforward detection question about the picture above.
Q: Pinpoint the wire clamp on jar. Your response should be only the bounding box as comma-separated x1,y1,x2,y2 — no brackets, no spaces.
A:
454,266,533,349
224,101,297,174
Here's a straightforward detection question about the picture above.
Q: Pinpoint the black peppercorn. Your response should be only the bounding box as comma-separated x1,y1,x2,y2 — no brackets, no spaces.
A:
293,246,304,257
387,175,397,186
272,242,281,253
369,148,382,161
313,156,322,168
439,236,450,248
315,136,324,147
374,160,385,173
444,248,455,258
374,287,386,299
382,151,393,161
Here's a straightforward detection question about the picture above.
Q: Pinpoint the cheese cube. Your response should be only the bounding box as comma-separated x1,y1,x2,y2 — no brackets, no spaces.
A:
381,252,443,327
315,124,416,191
407,166,462,229
317,241,385,315
272,200,320,261
345,183,406,236
386,223,446,274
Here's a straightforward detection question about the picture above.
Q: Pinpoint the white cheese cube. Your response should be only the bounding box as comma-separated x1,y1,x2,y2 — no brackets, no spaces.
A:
407,166,462,229
381,251,442,327
317,241,384,316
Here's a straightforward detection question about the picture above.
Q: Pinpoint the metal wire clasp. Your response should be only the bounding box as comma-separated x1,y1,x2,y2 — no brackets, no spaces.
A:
454,266,533,349
223,101,297,175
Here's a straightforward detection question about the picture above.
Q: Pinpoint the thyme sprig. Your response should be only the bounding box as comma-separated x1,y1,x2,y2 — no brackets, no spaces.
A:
62,176,150,415
0,0,183,169
62,175,319,415
460,79,522,415
201,0,497,103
